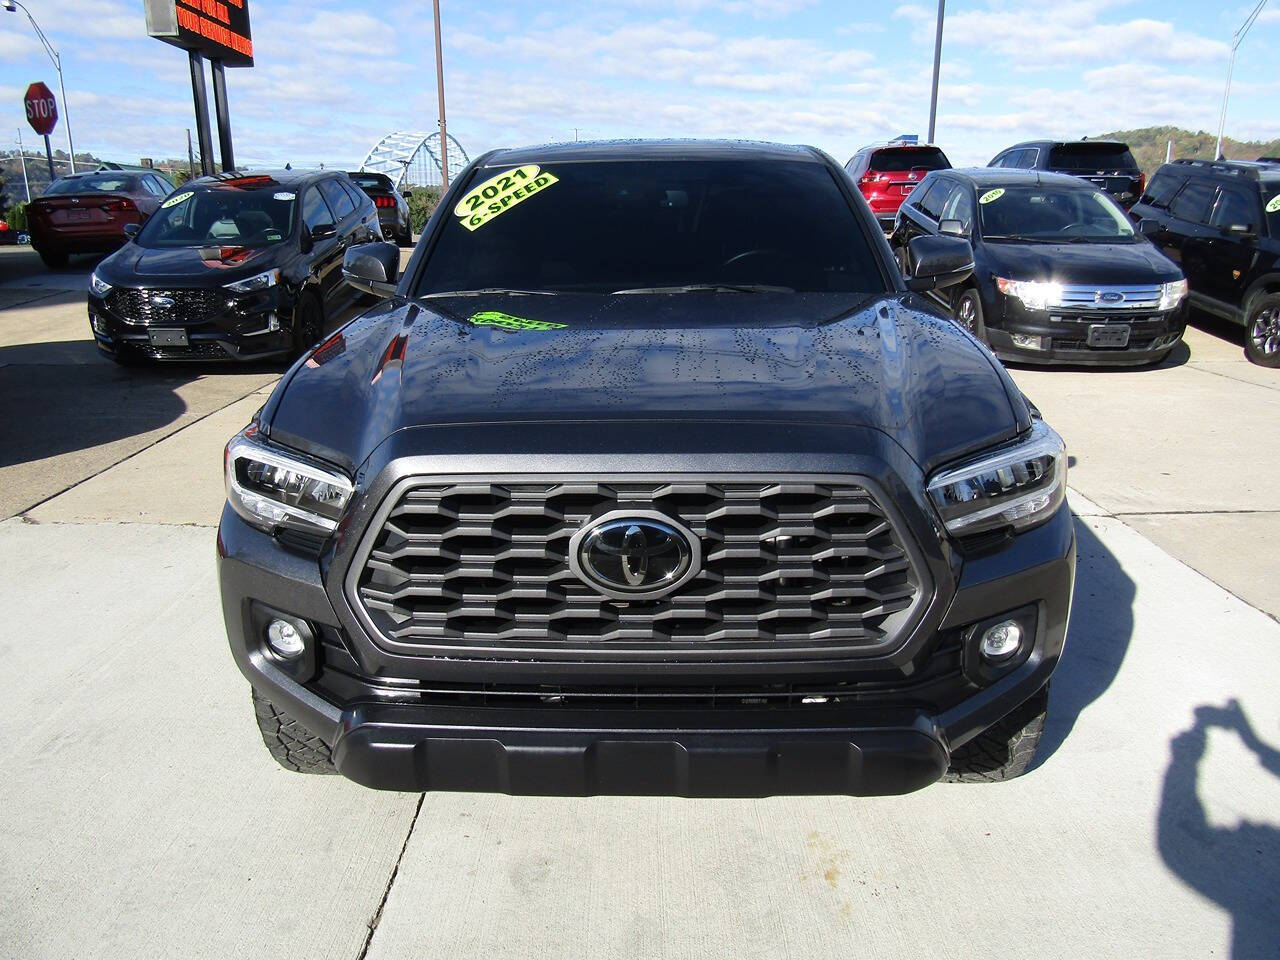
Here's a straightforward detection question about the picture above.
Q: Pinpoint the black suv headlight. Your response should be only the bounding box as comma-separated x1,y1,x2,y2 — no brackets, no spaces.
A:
926,419,1066,536
224,426,353,535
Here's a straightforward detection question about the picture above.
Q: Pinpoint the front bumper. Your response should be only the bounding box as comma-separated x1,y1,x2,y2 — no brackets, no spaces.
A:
988,296,1188,366
218,472,1076,796
88,287,296,362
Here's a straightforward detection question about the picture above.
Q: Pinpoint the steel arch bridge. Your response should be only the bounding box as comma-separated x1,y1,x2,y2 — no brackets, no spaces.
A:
357,131,471,190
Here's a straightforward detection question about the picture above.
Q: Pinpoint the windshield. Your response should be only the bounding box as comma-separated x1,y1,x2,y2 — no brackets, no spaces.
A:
349,173,394,191
1048,144,1138,171
869,148,949,173
978,185,1137,242
44,174,137,195
136,185,296,249
418,159,883,295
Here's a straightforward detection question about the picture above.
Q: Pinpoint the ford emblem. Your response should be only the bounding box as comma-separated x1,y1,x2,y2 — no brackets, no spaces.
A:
1097,291,1124,304
569,511,700,600
151,295,176,308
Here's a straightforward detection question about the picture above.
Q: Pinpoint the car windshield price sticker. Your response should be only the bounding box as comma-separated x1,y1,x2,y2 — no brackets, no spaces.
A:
454,165,559,232
1267,195,1280,214
161,190,194,209
468,310,567,332
979,188,1005,204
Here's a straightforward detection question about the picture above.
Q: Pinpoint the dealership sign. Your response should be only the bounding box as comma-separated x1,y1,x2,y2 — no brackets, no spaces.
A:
143,0,253,67
23,82,58,136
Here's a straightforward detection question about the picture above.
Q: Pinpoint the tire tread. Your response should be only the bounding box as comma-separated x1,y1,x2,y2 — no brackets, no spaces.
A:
251,689,336,774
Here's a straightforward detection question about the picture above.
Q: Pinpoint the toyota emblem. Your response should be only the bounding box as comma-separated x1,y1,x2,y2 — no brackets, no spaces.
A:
569,510,700,600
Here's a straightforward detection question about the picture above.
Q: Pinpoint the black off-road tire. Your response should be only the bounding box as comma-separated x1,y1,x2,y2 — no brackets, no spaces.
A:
251,688,336,774
1243,292,1280,368
944,684,1048,783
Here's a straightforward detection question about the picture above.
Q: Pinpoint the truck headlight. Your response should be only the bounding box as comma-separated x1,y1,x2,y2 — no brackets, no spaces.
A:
225,268,280,293
995,277,1061,311
1158,278,1188,311
927,419,1066,536
89,271,112,297
224,426,352,534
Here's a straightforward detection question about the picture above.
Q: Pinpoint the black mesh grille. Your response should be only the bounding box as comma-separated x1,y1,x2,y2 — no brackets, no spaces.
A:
353,479,924,654
105,288,229,325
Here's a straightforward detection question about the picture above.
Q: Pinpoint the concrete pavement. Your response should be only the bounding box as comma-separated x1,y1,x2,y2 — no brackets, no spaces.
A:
1,251,1278,958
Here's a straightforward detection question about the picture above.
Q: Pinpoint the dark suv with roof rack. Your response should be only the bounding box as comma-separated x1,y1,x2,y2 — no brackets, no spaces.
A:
1131,158,1280,366
989,140,1145,209
218,139,1075,797
87,169,380,363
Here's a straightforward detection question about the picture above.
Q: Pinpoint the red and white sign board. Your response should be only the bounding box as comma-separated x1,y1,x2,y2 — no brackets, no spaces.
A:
24,82,58,137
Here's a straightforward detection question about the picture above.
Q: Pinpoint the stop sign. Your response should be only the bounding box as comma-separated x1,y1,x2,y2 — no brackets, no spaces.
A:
24,82,58,137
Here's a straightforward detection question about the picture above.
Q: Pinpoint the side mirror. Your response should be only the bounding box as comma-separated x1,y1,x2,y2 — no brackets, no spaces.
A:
343,242,400,298
938,218,965,237
905,235,974,292
311,223,337,241
1137,218,1160,236
123,223,141,239
401,189,413,199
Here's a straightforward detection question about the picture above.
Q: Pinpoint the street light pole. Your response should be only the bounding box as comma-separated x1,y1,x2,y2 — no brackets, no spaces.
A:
432,0,449,190
927,0,945,144
1216,0,1269,161
4,0,76,173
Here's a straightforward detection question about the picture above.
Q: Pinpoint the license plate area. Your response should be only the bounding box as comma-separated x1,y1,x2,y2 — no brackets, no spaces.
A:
148,328,189,347
1087,323,1130,348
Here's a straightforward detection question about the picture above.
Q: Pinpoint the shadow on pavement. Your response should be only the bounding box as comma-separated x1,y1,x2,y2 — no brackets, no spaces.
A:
1158,700,1280,960
1030,514,1136,771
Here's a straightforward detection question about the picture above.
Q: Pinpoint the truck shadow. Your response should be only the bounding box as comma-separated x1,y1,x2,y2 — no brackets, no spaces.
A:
1029,514,1136,771
1158,700,1280,960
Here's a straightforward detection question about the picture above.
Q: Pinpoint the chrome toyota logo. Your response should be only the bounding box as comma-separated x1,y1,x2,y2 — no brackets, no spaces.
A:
1097,291,1124,304
569,510,700,600
151,295,175,308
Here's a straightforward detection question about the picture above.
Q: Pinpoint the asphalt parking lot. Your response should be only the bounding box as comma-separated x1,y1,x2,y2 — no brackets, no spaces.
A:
1,245,1277,959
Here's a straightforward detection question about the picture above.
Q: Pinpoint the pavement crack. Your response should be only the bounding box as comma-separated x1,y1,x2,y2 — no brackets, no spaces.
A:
1113,508,1280,517
356,793,424,960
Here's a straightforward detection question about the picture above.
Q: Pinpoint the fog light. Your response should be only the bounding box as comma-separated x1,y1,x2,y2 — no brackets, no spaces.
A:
90,314,107,335
266,618,306,658
1011,333,1047,350
980,620,1023,661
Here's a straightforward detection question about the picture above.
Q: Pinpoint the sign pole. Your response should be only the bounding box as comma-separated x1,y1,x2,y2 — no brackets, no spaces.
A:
188,49,216,176
42,133,55,182
17,128,31,202
432,0,449,189
210,58,235,173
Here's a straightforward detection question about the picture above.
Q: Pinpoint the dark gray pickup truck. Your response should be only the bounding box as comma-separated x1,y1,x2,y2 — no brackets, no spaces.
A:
218,140,1074,796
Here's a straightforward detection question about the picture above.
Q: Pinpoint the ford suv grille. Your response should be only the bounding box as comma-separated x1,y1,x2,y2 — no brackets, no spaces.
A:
349,478,926,658
105,288,228,325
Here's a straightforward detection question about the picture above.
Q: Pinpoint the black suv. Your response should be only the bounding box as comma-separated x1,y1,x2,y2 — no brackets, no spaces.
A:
218,140,1075,797
989,140,1146,208
347,171,413,247
1131,159,1280,366
88,170,380,363
892,169,1188,365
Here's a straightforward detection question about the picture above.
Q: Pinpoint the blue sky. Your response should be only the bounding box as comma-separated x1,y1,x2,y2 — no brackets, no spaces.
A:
1,0,1277,172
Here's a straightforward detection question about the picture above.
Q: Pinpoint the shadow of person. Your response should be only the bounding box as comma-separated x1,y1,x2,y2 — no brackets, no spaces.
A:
1028,514,1136,770
1158,701,1280,960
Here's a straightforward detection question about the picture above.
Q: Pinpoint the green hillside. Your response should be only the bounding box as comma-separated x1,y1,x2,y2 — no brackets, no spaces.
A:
1097,126,1280,175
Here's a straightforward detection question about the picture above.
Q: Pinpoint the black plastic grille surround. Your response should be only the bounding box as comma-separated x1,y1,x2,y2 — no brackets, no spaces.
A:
352,478,925,657
105,287,229,325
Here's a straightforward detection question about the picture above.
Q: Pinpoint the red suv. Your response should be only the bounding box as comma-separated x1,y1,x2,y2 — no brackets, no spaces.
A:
845,142,952,230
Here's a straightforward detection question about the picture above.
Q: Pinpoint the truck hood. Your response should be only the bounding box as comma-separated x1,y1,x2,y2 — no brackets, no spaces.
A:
983,238,1181,285
263,292,1026,475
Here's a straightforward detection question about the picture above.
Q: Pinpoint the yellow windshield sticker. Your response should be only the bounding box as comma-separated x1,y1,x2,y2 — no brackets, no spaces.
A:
161,190,194,209
978,188,1005,205
468,310,567,332
1267,195,1280,214
454,165,558,232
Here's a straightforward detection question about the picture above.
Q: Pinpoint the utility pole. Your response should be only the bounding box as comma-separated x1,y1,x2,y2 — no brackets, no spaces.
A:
432,0,449,189
3,0,76,172
1216,0,1269,160
17,128,31,201
927,0,945,144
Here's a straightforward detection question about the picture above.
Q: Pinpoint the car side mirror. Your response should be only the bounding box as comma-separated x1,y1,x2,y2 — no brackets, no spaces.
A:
123,223,141,239
905,235,974,292
401,189,413,199
1137,218,1160,236
343,242,400,298
938,218,965,237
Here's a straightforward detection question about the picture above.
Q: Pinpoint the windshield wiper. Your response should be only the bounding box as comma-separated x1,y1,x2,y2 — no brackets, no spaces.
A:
419,288,559,298
611,283,794,294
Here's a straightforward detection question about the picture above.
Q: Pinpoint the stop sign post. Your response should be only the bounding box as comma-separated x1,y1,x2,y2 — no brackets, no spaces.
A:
24,82,59,182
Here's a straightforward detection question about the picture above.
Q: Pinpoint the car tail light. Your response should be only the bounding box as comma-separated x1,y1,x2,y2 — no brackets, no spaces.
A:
375,195,396,208
100,198,136,213
1135,172,1147,196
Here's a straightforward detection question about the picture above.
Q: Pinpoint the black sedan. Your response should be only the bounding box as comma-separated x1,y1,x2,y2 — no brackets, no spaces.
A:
87,169,381,363
347,171,413,247
892,169,1189,366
